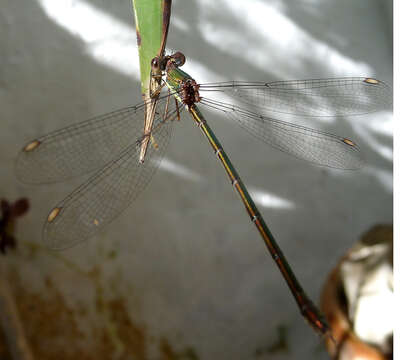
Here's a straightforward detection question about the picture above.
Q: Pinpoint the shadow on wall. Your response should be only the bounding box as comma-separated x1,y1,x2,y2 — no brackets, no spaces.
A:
0,1,393,359
5,0,392,244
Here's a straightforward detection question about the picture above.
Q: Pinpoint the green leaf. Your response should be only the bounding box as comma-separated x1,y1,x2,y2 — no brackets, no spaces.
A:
132,0,164,97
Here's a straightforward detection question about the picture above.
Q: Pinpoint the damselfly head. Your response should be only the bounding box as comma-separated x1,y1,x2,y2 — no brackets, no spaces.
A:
152,55,171,72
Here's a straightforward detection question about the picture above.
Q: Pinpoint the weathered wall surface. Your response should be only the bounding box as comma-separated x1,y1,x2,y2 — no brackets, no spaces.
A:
0,1,392,359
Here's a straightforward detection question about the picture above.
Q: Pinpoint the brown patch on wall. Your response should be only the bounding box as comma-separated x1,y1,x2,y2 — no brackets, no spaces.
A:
0,329,11,359
102,298,147,359
160,338,199,360
12,276,89,360
1,270,198,360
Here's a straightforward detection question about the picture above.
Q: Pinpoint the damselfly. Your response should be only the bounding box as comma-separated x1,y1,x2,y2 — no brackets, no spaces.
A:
15,51,391,338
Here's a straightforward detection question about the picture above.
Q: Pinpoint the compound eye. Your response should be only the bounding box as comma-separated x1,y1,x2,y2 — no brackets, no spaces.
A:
151,57,160,69
171,52,186,67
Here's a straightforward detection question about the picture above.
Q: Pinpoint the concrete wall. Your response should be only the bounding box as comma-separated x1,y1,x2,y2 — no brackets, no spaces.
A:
1,1,392,359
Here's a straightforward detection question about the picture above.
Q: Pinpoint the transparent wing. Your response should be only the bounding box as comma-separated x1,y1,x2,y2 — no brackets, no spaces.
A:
200,98,363,169
15,92,176,184
42,100,183,250
199,78,392,117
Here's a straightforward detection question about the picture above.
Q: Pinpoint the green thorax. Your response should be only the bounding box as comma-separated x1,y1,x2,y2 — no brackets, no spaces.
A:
165,66,194,93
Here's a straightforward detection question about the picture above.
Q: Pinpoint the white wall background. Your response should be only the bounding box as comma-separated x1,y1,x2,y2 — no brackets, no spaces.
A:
0,0,392,359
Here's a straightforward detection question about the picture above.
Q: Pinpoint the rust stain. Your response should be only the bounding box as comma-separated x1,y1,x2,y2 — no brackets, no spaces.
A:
1,265,199,360
0,330,10,359
103,299,147,359
12,276,87,360
160,338,199,360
